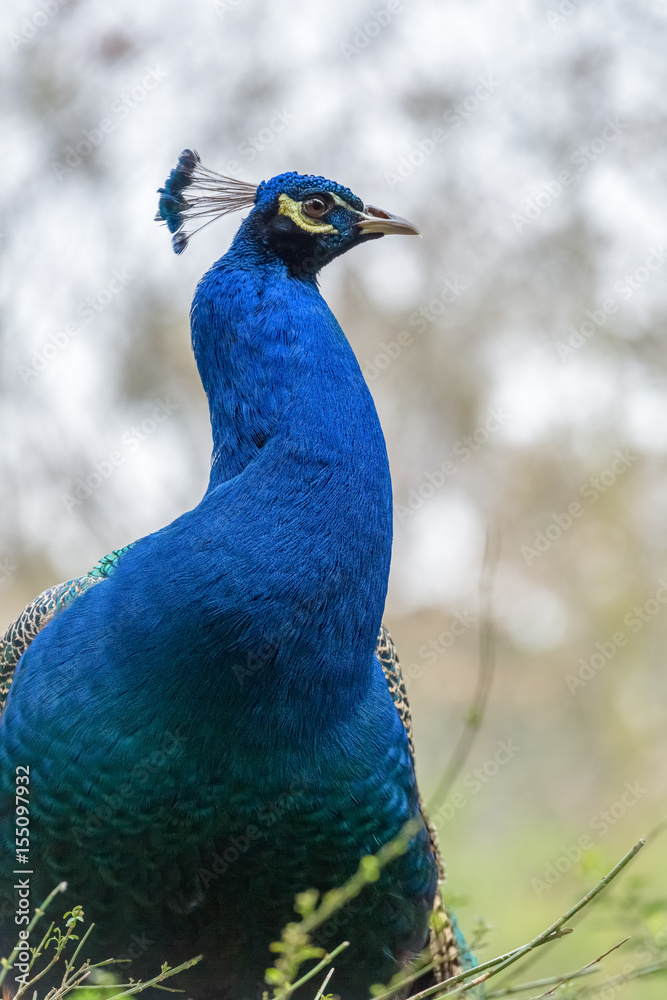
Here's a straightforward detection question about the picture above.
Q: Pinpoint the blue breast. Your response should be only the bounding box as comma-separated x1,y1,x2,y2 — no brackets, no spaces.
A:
0,224,435,999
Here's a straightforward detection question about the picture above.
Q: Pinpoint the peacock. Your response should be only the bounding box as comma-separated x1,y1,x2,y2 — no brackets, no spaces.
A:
0,151,470,1000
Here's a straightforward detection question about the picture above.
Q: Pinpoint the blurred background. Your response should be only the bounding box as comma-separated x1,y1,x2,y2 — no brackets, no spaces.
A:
2,0,667,993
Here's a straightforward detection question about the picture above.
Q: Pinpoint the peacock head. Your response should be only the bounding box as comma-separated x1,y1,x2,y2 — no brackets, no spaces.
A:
155,150,419,274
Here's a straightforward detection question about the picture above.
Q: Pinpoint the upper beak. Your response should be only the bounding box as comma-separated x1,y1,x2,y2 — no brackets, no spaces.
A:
355,204,421,237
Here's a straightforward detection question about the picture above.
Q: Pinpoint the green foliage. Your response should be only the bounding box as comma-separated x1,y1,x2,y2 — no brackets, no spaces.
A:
467,916,493,956
265,836,667,1000
2,838,666,1000
0,884,201,1000
264,819,421,998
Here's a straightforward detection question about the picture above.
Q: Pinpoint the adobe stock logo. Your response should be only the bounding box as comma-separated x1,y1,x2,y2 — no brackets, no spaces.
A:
531,781,648,897
51,69,168,181
362,277,467,383
385,75,501,190
431,739,521,826
8,0,69,50
565,580,667,694
341,1,403,62
521,450,637,565
61,398,179,513
511,117,627,234
17,269,133,383
401,611,478,691
396,407,509,522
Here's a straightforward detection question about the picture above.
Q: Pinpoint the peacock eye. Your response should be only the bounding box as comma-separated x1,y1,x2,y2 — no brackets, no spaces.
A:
302,194,333,219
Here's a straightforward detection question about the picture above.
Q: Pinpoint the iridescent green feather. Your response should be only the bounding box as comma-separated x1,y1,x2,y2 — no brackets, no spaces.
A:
0,544,134,712
0,557,463,984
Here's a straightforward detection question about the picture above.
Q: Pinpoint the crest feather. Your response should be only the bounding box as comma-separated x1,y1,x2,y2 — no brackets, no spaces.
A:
155,149,257,254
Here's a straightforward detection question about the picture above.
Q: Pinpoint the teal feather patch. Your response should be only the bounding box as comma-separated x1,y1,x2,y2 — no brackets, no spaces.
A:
0,544,134,712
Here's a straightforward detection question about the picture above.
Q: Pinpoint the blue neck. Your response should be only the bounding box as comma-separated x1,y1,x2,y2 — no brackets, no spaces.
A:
191,223,310,487
185,223,393,736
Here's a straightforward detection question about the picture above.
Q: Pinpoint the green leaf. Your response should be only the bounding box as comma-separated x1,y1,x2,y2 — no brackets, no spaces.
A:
359,855,381,883
264,967,285,986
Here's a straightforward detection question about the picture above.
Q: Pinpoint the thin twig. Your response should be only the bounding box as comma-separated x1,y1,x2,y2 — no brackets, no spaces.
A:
90,954,203,1000
568,959,667,998
299,819,423,937
445,840,646,997
400,839,645,1000
313,965,336,1000
426,524,500,813
484,964,602,997
529,936,629,999
0,882,68,989
274,941,349,998
399,930,572,1000
491,936,559,991
29,921,57,973
367,953,438,1000
68,922,95,967
644,813,667,844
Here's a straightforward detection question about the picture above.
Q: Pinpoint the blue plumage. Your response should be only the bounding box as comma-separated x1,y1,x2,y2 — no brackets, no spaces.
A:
256,171,364,211
0,155,459,999
156,147,201,233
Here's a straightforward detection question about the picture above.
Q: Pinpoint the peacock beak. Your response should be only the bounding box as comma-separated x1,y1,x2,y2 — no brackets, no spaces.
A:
355,205,421,237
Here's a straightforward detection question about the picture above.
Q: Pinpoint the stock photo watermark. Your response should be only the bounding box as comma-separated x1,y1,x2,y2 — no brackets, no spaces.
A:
531,780,648,896
212,0,243,18
545,0,589,30
217,109,296,174
232,638,277,686
565,579,667,694
521,449,637,564
385,74,501,189
511,117,627,233
51,68,168,180
60,397,179,513
8,0,70,50
17,268,134,384
340,1,403,61
167,788,304,914
0,557,17,586
431,738,521,825
555,246,667,360
362,276,468,382
71,729,188,847
402,610,478,691
396,406,511,522
400,610,478,699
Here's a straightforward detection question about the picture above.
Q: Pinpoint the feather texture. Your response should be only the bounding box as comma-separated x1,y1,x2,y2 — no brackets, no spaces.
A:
155,149,257,253
0,162,469,1000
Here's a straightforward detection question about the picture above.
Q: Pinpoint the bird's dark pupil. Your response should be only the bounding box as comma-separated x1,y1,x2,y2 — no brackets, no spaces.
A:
305,197,326,216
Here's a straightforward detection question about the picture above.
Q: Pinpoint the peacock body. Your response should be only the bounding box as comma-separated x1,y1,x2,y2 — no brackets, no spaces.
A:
0,154,464,1000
